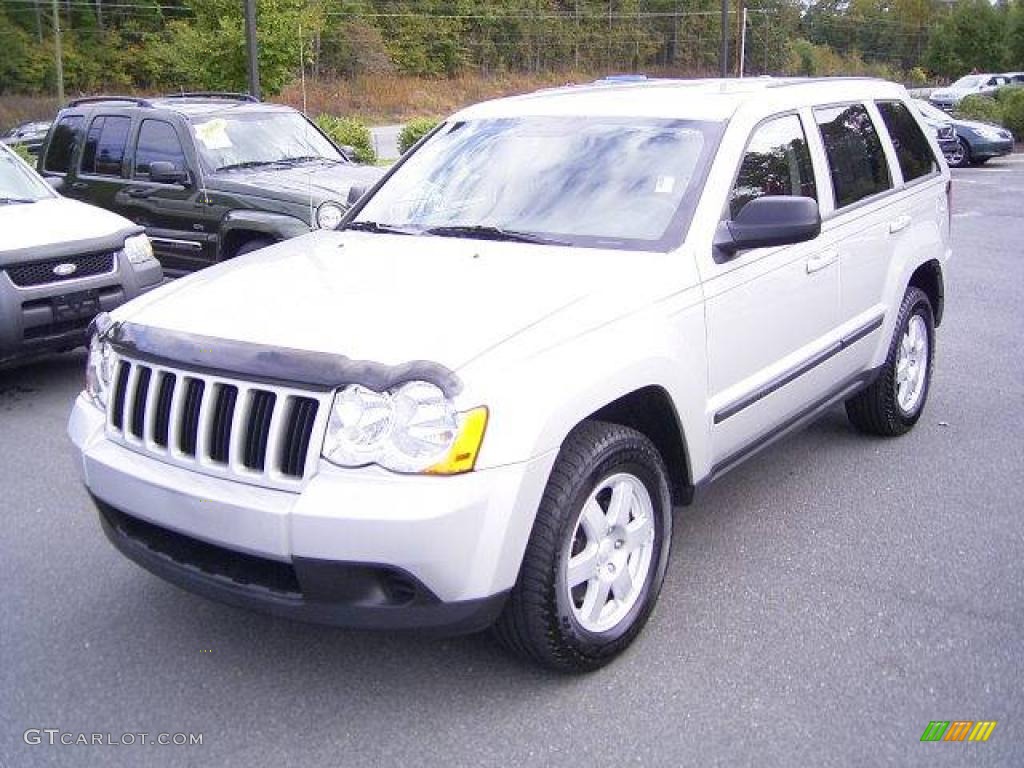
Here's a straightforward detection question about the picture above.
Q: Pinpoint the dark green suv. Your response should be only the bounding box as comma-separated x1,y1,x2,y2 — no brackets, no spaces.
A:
37,94,384,277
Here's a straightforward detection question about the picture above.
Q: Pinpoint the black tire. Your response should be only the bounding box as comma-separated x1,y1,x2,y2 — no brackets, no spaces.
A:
948,138,971,168
845,286,935,437
970,156,990,166
492,420,672,673
231,237,274,258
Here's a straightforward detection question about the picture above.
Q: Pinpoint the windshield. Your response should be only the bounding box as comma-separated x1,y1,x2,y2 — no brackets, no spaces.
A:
191,111,343,171
952,76,984,89
0,148,53,203
914,100,951,123
354,116,720,251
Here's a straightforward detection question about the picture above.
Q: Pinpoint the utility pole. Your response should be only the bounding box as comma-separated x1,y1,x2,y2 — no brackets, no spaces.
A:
51,0,64,103
738,7,747,77
244,0,260,100
720,0,729,78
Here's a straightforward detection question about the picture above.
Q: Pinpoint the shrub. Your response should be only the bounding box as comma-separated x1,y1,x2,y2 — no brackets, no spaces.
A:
1000,89,1024,140
398,117,440,154
908,67,929,87
11,143,34,164
314,114,377,164
955,94,1002,125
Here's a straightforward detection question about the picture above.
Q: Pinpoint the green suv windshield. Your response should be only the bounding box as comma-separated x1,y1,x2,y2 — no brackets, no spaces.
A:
191,111,343,172
353,116,721,252
0,148,53,203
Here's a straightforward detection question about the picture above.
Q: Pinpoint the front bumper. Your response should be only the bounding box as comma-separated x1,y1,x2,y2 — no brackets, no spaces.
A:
966,136,1014,160
0,255,161,366
70,396,555,633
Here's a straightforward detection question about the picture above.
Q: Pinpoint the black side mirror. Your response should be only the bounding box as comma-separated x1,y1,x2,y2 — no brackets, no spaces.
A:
346,185,368,206
339,145,357,162
149,161,190,186
715,195,821,255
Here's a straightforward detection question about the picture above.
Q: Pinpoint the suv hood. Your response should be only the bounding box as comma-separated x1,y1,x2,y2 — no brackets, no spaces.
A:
0,197,135,255
207,161,385,205
114,231,662,373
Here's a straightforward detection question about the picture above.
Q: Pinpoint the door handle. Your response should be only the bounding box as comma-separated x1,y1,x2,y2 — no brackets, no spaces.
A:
888,215,911,234
806,249,839,274
70,181,87,191
126,187,152,199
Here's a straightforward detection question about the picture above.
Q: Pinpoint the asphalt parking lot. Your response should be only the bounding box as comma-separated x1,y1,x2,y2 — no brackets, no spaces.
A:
2,156,1022,768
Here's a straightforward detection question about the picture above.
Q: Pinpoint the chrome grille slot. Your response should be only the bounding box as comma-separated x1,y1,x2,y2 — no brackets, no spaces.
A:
153,373,176,448
243,390,276,472
208,384,238,464
179,378,205,457
129,366,152,439
280,397,319,478
105,356,331,491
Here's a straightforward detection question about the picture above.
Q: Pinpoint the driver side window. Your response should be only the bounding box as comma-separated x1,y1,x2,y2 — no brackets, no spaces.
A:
728,114,817,220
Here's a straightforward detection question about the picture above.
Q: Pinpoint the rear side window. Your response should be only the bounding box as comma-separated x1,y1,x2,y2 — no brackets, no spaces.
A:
814,104,892,209
134,120,187,178
81,116,131,177
43,115,84,174
876,101,938,183
729,113,817,219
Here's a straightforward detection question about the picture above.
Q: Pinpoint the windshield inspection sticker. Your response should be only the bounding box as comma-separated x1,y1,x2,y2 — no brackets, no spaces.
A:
655,176,676,194
194,118,232,150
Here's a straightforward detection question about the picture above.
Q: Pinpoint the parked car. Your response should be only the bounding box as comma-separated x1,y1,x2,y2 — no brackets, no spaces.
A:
70,77,951,671
1004,72,1024,84
928,73,1011,111
37,93,384,277
914,98,1014,167
0,142,161,367
2,121,52,156
908,101,959,160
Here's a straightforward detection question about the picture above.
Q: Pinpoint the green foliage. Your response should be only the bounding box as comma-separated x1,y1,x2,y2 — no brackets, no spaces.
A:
11,142,35,164
955,94,1002,125
315,114,376,164
924,0,1008,79
398,117,440,154
908,67,929,87
998,88,1024,138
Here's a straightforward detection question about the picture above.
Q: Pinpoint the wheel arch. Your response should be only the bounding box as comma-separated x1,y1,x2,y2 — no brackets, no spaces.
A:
587,385,694,506
908,258,944,327
217,210,309,260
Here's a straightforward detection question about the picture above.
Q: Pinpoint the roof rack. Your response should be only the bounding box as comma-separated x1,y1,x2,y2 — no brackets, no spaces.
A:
162,92,260,103
66,96,153,108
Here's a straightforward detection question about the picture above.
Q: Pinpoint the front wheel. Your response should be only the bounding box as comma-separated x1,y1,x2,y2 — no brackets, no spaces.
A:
493,421,672,672
947,138,970,168
845,286,935,436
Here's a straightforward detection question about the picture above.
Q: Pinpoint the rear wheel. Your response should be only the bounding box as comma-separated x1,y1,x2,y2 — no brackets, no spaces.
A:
493,421,672,672
845,286,935,437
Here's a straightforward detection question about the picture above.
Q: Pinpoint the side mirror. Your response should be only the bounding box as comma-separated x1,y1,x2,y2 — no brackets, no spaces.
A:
714,196,821,256
339,145,357,162
149,161,190,186
46,176,65,193
346,185,368,206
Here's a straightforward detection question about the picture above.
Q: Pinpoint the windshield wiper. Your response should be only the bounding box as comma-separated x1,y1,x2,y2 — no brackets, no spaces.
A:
423,224,567,246
345,220,420,236
214,160,280,172
278,155,342,165
0,197,35,205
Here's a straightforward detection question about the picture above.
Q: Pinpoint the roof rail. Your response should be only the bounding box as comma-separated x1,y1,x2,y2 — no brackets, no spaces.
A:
162,92,260,103
66,96,153,108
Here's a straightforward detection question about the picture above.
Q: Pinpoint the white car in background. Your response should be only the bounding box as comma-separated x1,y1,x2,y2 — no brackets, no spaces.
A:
69,77,950,671
928,73,1011,111
0,142,162,366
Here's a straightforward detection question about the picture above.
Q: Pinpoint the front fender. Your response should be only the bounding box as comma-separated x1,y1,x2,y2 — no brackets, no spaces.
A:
218,210,311,259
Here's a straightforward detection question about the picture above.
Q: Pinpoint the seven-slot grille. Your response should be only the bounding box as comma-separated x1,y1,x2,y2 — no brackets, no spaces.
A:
6,251,116,287
107,357,327,488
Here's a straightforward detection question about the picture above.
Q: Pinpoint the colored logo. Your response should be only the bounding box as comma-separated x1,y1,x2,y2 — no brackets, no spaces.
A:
921,721,997,742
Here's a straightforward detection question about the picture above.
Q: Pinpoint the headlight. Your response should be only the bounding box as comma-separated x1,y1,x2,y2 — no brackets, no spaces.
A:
85,334,118,410
316,201,345,230
322,381,488,474
974,126,1006,141
123,233,155,265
